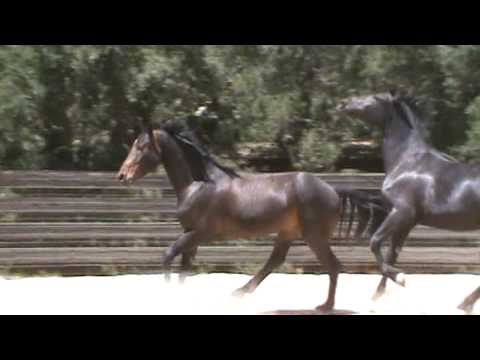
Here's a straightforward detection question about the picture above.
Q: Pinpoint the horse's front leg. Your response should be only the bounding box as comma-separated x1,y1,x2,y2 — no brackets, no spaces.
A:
372,228,409,301
369,206,416,288
164,242,198,284
163,232,204,282
163,246,198,283
178,246,198,284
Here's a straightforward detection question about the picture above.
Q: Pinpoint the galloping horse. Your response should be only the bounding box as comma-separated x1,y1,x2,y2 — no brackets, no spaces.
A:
145,118,387,278
117,120,344,311
337,90,480,312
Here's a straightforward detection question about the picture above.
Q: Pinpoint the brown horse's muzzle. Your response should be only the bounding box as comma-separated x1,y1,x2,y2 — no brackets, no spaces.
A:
117,171,127,183
117,162,138,185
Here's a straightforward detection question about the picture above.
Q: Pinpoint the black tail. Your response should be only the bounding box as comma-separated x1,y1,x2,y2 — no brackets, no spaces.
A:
335,187,356,240
335,187,390,241
338,191,349,239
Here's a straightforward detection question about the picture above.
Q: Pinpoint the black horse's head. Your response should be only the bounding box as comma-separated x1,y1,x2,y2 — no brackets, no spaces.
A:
337,89,425,131
336,91,398,126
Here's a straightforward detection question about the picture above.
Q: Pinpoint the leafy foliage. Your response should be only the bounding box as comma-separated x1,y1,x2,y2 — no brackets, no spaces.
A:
2,45,480,171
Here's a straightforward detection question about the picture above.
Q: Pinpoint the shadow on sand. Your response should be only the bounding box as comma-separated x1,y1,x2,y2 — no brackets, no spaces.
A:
261,308,358,315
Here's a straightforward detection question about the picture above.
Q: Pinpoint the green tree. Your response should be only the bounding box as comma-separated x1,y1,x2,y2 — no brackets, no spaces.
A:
2,45,480,172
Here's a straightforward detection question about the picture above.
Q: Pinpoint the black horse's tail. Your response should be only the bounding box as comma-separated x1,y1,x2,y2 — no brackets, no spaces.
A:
335,187,356,240
335,187,390,241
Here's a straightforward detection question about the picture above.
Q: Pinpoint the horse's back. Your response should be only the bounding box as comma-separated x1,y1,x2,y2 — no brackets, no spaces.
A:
293,172,340,209
290,173,340,239
234,172,339,209
209,172,339,238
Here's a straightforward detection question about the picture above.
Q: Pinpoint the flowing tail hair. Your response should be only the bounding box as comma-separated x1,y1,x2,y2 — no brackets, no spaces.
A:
335,187,390,241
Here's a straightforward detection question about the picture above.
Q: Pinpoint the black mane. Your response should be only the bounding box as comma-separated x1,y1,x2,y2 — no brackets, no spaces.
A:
390,90,430,140
160,117,242,183
392,90,422,113
391,91,458,162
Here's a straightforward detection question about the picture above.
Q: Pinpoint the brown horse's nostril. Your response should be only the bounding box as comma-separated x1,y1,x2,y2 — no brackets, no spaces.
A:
118,173,125,182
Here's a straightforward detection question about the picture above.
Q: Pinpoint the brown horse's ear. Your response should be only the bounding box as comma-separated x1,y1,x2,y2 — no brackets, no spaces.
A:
141,118,154,142
142,118,150,135
143,118,162,157
147,125,155,144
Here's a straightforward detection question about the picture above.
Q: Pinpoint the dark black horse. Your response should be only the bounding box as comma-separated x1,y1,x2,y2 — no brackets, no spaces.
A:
337,90,480,313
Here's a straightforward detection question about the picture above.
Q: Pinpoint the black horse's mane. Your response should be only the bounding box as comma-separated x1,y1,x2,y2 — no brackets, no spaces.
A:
392,91,422,113
391,90,459,163
159,117,242,183
390,90,431,139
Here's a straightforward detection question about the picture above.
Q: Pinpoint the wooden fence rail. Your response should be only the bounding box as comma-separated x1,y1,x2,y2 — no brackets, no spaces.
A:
0,171,479,276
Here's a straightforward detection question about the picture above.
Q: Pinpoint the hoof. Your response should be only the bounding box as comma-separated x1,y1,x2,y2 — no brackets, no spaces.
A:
315,303,334,314
372,289,386,302
232,288,248,298
164,273,172,283
458,302,474,315
396,273,406,287
178,273,190,284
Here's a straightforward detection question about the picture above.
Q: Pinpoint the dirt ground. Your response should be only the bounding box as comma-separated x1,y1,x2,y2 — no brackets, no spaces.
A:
0,273,477,315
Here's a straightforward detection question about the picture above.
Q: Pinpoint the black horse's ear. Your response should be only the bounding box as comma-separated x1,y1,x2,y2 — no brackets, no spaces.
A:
405,89,416,102
389,89,398,98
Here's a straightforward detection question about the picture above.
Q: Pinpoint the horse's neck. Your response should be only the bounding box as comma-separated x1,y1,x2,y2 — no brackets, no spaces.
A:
382,117,428,174
205,162,226,182
158,131,196,200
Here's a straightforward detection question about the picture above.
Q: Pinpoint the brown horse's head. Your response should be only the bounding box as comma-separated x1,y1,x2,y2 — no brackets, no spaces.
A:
117,127,162,185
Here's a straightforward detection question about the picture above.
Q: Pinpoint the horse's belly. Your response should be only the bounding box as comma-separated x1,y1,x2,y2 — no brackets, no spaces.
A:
421,212,480,231
420,187,480,230
217,206,301,239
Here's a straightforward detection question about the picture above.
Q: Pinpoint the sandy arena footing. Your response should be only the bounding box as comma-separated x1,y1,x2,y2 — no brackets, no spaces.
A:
0,273,477,315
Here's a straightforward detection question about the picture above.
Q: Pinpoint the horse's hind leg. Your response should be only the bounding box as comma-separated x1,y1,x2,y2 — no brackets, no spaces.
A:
232,236,292,297
458,286,480,314
302,225,342,312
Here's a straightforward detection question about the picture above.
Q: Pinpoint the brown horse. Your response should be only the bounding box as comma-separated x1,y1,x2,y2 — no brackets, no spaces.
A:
117,122,344,311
